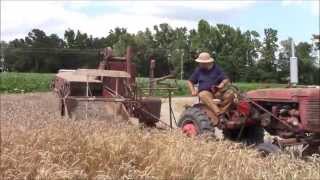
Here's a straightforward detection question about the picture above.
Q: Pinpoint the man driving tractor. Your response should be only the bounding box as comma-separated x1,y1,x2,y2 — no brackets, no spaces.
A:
187,52,234,127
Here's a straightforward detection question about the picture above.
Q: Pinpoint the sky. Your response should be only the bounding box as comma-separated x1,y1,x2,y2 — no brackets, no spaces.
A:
1,0,319,43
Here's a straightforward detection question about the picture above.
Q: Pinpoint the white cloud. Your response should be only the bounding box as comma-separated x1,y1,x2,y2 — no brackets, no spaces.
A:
1,1,255,41
64,1,92,10
115,1,255,13
311,1,319,16
281,0,304,6
1,1,70,40
165,1,256,11
282,0,319,16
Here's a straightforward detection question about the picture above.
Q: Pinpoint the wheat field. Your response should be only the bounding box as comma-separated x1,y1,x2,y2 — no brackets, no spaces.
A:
1,92,320,180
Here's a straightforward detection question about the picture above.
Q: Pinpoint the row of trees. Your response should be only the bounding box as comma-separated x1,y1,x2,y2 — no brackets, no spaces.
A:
1,19,319,84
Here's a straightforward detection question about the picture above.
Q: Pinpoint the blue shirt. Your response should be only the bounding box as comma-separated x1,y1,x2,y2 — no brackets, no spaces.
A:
189,64,226,92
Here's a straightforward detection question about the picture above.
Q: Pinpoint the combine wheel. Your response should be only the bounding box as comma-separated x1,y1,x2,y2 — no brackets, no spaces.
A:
223,125,264,145
302,144,320,156
178,107,215,137
256,142,281,156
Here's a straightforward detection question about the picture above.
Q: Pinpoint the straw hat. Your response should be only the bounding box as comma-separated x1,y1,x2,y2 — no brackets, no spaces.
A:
195,52,214,63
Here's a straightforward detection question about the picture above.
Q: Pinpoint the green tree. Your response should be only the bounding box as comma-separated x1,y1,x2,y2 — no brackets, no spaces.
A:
6,29,66,72
239,30,261,82
2,22,319,85
296,42,319,84
113,32,135,56
151,23,176,76
105,27,128,47
214,24,248,81
258,28,279,82
133,28,157,76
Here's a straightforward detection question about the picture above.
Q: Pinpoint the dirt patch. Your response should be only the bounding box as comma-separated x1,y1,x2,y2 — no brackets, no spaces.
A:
160,96,198,127
0,92,61,123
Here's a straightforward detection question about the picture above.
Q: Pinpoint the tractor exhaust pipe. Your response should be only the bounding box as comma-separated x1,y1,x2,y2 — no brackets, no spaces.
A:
290,39,298,85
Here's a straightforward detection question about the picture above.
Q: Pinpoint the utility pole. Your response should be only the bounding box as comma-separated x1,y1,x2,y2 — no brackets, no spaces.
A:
149,59,156,96
180,50,184,80
0,43,5,72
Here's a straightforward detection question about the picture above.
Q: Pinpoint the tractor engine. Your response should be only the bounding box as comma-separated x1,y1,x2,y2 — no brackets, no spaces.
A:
245,87,320,138
248,102,303,138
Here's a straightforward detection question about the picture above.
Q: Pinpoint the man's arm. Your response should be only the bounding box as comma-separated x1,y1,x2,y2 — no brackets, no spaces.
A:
217,78,230,89
188,68,199,96
187,80,198,96
215,65,229,89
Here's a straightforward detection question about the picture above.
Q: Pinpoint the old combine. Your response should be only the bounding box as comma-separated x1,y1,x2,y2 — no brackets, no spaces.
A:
52,47,176,127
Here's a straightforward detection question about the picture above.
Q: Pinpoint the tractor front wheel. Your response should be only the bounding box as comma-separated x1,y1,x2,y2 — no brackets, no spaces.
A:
178,107,215,137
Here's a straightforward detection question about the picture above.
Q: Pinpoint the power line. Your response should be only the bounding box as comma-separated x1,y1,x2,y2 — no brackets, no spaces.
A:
5,47,100,51
4,47,101,54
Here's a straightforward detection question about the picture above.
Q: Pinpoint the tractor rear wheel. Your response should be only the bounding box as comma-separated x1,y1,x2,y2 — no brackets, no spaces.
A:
178,107,215,137
223,125,264,145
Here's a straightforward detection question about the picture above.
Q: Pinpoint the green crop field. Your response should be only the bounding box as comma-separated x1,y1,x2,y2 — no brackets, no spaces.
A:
0,72,286,95
0,72,55,93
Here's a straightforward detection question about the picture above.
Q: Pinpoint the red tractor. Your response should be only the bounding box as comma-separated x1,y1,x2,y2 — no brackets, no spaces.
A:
178,86,320,155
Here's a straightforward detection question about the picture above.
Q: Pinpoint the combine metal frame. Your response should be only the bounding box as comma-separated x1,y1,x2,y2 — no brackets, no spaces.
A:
52,47,177,128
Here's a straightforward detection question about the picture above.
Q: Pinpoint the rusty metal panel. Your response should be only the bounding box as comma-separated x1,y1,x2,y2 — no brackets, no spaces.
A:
56,71,102,83
306,99,320,132
134,97,162,124
102,61,137,97
107,61,136,81
75,69,131,78
69,82,102,96
246,88,320,102
102,78,127,97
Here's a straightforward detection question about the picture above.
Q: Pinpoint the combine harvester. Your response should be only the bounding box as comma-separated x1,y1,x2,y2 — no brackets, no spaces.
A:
52,47,176,127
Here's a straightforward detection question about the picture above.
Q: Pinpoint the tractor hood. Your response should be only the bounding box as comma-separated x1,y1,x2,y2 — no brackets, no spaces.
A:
246,87,320,102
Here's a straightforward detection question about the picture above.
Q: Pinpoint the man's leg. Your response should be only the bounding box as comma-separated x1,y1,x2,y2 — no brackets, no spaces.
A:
198,90,220,125
219,89,235,113
212,89,232,128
